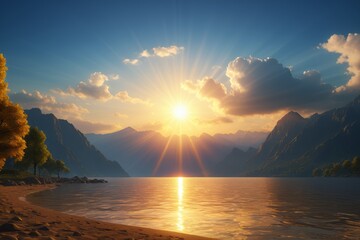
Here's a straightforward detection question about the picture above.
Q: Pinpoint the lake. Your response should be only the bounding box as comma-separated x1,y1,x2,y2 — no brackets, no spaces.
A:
28,178,360,239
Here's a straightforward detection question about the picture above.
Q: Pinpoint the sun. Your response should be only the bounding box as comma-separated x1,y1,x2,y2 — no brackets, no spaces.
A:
172,104,188,120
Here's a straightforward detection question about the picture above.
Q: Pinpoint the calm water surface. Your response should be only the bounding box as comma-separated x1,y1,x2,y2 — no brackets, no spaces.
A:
28,178,360,239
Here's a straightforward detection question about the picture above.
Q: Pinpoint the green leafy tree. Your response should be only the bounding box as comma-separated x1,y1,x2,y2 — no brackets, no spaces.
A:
312,168,322,177
22,127,50,175
342,159,351,169
41,155,57,176
351,156,360,174
0,54,29,170
55,160,70,178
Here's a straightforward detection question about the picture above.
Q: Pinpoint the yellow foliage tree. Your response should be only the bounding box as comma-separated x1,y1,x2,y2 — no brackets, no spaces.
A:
0,54,30,170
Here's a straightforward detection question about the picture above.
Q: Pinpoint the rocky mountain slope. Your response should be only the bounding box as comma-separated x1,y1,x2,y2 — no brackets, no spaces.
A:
24,109,128,177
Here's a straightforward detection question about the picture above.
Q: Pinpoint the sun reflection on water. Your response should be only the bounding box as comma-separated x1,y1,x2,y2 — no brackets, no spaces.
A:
177,177,184,231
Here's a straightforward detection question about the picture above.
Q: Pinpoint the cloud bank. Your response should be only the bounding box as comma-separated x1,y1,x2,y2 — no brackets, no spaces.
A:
10,90,88,118
10,90,121,134
115,91,151,105
54,72,149,104
68,118,120,134
321,33,360,91
183,54,358,116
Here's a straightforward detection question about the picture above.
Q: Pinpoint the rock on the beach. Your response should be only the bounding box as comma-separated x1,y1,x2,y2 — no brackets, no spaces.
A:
88,179,108,183
72,231,82,236
38,226,50,231
0,223,22,232
23,177,42,185
1,180,18,186
29,230,41,237
0,234,18,240
11,216,22,222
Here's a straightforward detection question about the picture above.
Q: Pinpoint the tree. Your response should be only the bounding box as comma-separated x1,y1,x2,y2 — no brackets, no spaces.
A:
41,155,57,176
312,168,322,177
55,160,70,178
22,127,50,175
342,159,351,169
0,54,29,170
351,156,360,174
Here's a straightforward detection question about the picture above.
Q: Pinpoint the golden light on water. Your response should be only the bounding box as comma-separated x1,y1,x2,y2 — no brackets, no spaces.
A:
177,177,184,231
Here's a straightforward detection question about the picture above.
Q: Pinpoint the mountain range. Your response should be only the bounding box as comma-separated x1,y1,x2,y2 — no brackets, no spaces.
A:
17,94,360,177
86,129,267,176
219,95,360,176
24,109,128,177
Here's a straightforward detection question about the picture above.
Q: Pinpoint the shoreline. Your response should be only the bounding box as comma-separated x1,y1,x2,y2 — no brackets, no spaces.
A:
0,185,214,240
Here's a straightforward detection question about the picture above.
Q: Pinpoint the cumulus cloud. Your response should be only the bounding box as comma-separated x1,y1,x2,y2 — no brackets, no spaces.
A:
53,72,149,104
140,50,151,58
124,45,184,65
321,33,360,91
152,45,184,57
68,118,120,134
10,90,88,119
115,91,151,105
109,74,120,80
182,77,227,102
183,57,347,116
54,72,113,100
123,58,139,65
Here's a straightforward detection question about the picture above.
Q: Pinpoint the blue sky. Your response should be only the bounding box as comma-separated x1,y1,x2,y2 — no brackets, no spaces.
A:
1,0,360,135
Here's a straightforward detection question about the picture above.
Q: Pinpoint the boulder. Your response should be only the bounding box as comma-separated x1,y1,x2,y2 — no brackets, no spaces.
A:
0,180,18,186
23,177,41,185
0,223,22,232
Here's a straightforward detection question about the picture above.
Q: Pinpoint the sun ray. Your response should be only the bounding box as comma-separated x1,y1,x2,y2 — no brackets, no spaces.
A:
178,134,183,176
152,134,174,176
188,137,208,177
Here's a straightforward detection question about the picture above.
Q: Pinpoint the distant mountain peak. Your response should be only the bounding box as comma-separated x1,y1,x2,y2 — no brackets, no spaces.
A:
282,111,303,120
121,126,136,133
200,132,212,139
26,108,43,115
276,111,305,127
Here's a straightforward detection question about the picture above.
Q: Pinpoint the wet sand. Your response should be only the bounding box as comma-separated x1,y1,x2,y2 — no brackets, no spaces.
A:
0,185,214,240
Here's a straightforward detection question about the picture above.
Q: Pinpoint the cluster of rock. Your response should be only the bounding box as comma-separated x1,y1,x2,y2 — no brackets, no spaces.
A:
57,176,108,184
0,176,108,186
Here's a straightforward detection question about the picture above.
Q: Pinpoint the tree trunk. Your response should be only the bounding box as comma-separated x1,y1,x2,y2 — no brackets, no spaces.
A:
57,171,60,179
33,163,37,176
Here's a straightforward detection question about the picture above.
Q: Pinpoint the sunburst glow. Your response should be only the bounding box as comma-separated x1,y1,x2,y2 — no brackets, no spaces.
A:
172,104,188,120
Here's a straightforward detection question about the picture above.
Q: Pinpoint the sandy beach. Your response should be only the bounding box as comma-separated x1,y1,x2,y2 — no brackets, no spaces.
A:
0,185,213,240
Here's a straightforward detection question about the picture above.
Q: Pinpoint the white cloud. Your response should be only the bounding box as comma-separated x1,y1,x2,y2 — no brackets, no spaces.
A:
53,72,148,104
109,74,120,80
124,45,184,65
10,90,88,119
140,50,151,58
115,91,151,105
152,45,184,57
54,72,113,100
321,33,360,91
182,77,227,102
123,58,139,65
88,72,109,86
